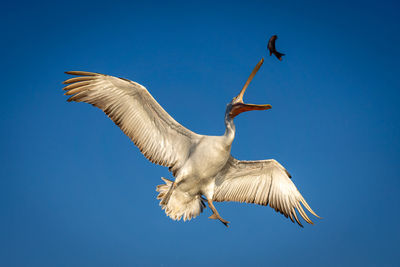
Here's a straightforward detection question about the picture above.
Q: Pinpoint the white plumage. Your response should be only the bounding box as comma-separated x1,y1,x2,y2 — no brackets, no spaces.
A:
63,58,319,227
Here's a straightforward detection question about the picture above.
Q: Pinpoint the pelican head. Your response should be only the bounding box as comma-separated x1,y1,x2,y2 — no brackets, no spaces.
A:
228,58,272,119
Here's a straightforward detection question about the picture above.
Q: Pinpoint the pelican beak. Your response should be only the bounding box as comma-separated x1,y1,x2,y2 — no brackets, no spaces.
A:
230,102,271,118
229,58,272,118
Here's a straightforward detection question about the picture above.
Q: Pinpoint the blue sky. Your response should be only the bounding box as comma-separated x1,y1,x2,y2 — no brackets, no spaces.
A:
1,0,399,266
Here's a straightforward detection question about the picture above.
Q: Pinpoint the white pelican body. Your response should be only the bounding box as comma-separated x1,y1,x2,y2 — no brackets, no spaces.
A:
63,58,319,227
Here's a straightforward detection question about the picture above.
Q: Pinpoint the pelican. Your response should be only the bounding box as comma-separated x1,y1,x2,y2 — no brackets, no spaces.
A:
63,58,319,227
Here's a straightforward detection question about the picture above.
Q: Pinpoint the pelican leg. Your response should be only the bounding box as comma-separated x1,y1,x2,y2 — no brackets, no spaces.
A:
207,199,230,227
160,182,177,205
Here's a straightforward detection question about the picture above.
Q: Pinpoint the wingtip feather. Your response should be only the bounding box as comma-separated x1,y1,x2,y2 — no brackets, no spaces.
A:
65,71,99,76
300,198,321,219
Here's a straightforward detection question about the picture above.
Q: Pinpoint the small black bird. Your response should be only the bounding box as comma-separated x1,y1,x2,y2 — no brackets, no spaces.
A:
268,35,285,61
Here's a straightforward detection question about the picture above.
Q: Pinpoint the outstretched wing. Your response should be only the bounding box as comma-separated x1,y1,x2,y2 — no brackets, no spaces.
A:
63,71,200,172
213,156,319,226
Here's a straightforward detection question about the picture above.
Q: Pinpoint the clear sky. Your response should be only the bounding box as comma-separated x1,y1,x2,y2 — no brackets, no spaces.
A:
1,0,399,266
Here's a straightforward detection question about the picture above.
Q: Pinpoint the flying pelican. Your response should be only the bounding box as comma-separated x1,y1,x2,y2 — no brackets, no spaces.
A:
63,58,319,227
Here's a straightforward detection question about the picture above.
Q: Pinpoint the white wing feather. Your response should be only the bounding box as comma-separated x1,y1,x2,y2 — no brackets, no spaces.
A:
213,156,319,226
63,71,200,172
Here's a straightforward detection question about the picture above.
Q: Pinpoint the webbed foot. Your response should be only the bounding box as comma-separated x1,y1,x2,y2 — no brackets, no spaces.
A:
207,199,230,227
